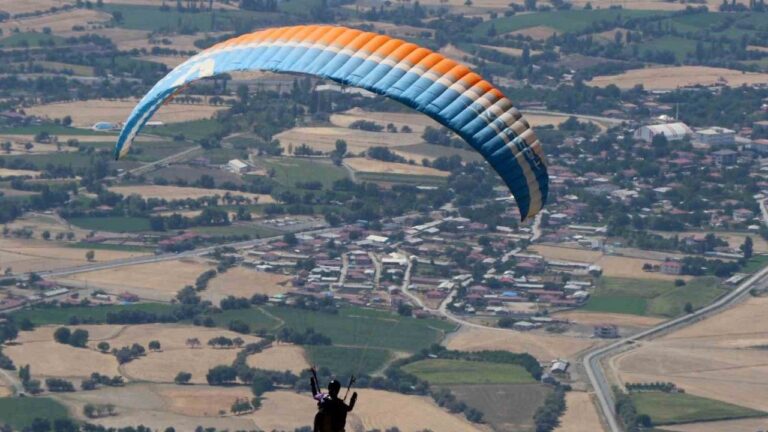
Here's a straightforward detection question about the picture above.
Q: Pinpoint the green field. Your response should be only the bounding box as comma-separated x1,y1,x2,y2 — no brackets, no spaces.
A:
583,277,727,317
11,303,177,325
262,158,349,189
0,153,101,170
152,119,226,142
0,32,65,47
742,254,768,273
403,359,536,385
305,345,392,377
634,36,697,62
66,216,152,233
474,9,666,36
354,172,448,186
103,4,279,32
0,124,111,136
0,398,70,429
122,140,190,162
210,305,456,353
632,392,767,425
66,242,154,253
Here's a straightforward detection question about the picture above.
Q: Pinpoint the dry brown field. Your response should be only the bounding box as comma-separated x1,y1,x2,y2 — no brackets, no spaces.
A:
614,296,768,412
122,347,246,384
0,0,76,15
93,324,260,352
5,334,120,379
26,99,225,127
58,384,256,430
666,418,768,432
275,126,423,155
553,310,665,328
587,66,768,90
109,185,275,203
508,26,559,40
0,8,108,35
343,20,436,39
0,168,41,177
330,108,441,134
524,113,608,131
0,141,79,156
0,385,11,397
344,157,450,177
444,326,598,361
55,259,213,301
201,267,292,304
479,44,543,57
100,0,237,8
139,55,186,67
652,230,768,254
554,391,606,432
246,344,310,374
439,44,479,67
4,212,93,239
0,237,145,274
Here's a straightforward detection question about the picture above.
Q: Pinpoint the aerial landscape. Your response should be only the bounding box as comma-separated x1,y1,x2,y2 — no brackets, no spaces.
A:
0,0,767,431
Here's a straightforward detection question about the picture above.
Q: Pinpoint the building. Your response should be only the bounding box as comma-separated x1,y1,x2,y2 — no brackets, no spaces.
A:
711,149,738,167
92,121,120,132
633,122,692,143
594,324,619,338
661,260,683,275
227,159,250,174
695,127,736,146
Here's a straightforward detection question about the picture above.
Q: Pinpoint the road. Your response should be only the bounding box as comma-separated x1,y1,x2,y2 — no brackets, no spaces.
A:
0,365,23,396
583,263,768,432
123,145,202,177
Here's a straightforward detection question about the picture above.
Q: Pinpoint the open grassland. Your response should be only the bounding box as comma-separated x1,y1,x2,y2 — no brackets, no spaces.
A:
330,108,441,134
615,296,768,412
0,237,146,273
57,384,255,430
584,277,727,317
631,392,766,425
0,397,70,431
247,344,310,374
275,126,423,154
123,344,250,384
66,216,151,232
553,310,665,328
449,383,550,432
261,157,348,189
444,326,598,361
587,66,768,90
54,259,213,301
110,185,274,203
554,391,605,432
403,359,536,385
345,157,450,177
201,267,292,304
304,345,392,377
26,99,225,128
10,303,177,326
0,8,109,36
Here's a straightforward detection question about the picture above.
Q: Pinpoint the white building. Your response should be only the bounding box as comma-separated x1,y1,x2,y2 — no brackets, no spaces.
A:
227,159,250,174
633,122,692,143
695,127,735,146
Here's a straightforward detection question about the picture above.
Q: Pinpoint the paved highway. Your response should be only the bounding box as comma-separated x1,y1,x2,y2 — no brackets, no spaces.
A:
583,264,768,432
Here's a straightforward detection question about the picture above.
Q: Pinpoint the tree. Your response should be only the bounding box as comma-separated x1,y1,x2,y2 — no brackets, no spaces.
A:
68,329,89,348
175,371,192,385
41,230,50,240
186,337,201,349
85,250,95,262
206,365,237,385
53,327,71,344
741,236,754,259
684,302,694,314
97,342,110,353
148,340,161,351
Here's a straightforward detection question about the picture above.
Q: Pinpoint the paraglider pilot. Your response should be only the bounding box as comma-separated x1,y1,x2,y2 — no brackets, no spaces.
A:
311,367,357,432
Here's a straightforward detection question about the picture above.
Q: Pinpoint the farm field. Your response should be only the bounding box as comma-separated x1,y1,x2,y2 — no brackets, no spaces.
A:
0,168,41,177
109,185,274,203
651,230,768,254
260,157,348,189
587,66,768,90
0,8,109,36
554,310,665,328
444,326,598,361
583,277,727,317
330,108,441,134
54,259,213,301
25,99,225,128
0,397,71,430
449,383,550,432
614,296,768,412
247,344,310,374
201,267,292,303
474,9,662,37
304,345,392,377
403,359,536,385
666,418,768,432
554,391,605,432
66,216,151,233
0,0,76,14
0,237,146,274
630,392,766,425
275,126,423,154
392,142,483,162
9,303,177,326
344,157,450,177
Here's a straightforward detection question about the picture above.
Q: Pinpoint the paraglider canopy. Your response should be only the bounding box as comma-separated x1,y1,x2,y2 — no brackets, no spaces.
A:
114,25,549,220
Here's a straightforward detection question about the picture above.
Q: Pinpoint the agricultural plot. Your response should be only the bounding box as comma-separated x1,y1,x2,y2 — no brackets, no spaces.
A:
554,391,605,432
631,392,766,425
247,344,310,374
615,296,768,412
449,383,551,432
583,277,727,317
201,267,292,304
304,345,392,377
66,216,151,233
0,8,109,36
109,185,274,203
473,9,663,37
0,398,70,431
275,126,423,155
260,157,348,189
54,259,213,301
25,99,225,128
0,168,41,178
10,303,177,326
392,142,483,163
403,359,536,385
344,157,450,178
150,165,244,186
444,326,598,362
553,310,665,329
5,332,120,379
587,66,768,90
330,108,441,134
667,418,768,432
0,237,145,274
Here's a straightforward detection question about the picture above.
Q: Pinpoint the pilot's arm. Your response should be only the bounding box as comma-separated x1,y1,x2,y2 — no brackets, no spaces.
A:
348,392,358,411
310,376,319,397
